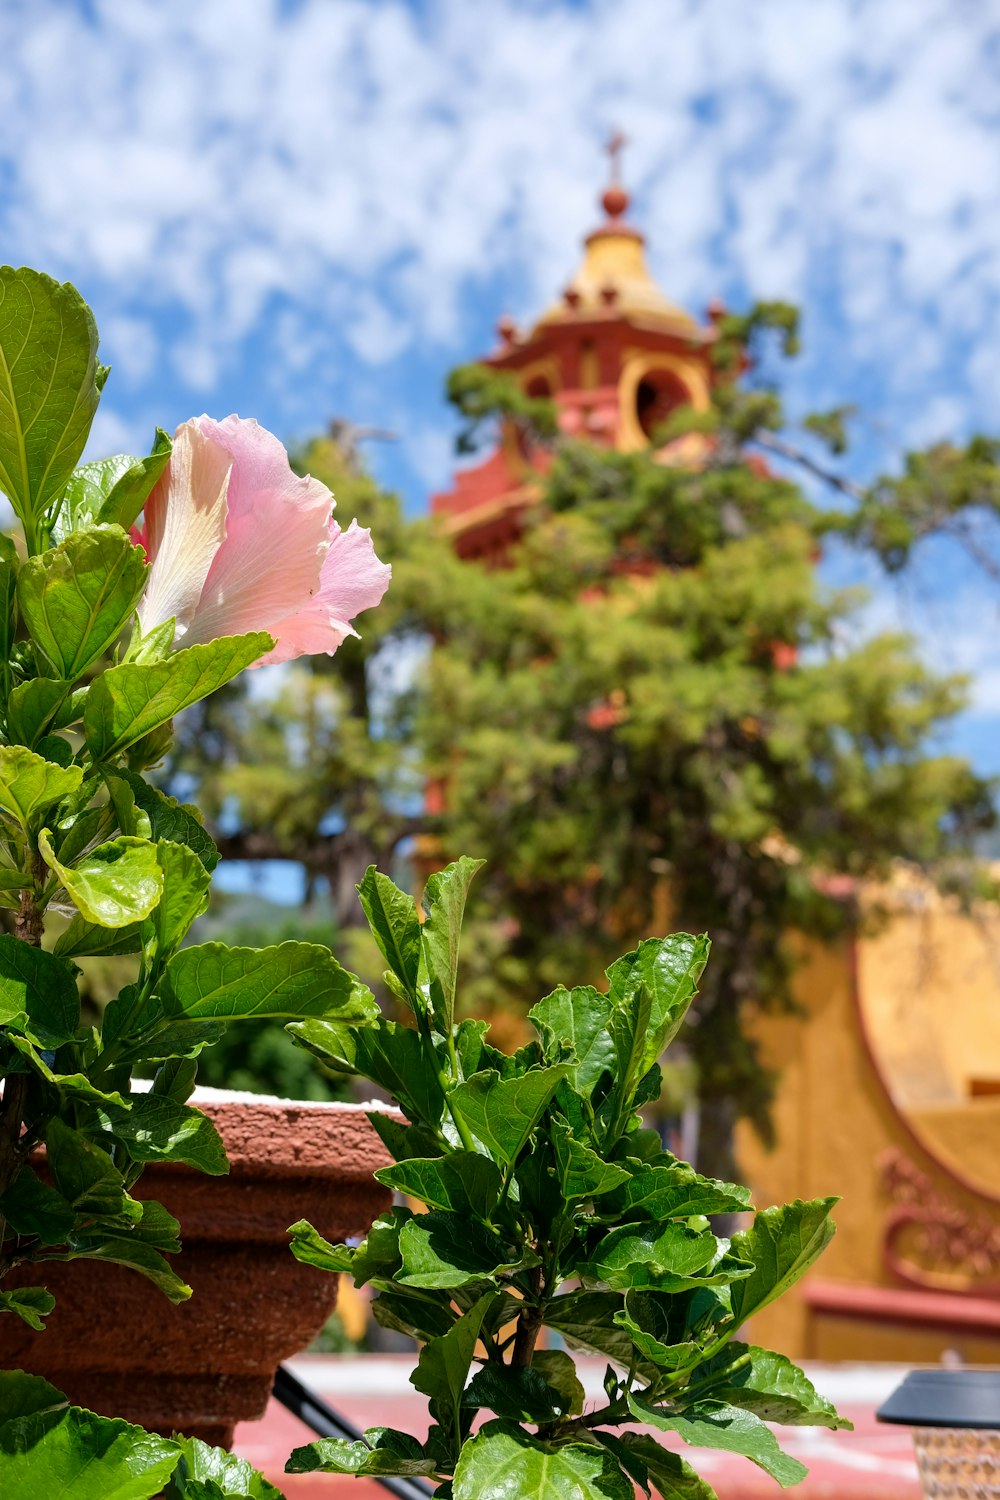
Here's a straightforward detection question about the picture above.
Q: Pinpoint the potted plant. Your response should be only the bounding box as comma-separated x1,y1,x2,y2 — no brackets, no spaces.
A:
0,264,391,1480
282,859,851,1496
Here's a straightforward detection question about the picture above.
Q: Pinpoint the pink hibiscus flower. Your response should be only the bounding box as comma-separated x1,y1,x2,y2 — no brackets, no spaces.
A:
136,415,390,667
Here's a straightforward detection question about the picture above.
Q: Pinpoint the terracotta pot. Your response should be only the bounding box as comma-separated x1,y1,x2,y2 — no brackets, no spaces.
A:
0,1090,391,1447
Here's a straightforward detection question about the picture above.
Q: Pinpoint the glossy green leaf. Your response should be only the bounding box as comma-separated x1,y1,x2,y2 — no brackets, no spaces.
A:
287,1218,356,1274
580,1221,744,1293
613,1289,707,1370
529,984,617,1098
159,941,370,1024
531,1351,587,1418
53,914,143,958
287,1428,436,1478
7,678,85,747
111,770,219,872
0,267,102,536
693,1342,850,1430
610,1435,719,1500
611,1162,752,1221
0,1164,76,1243
40,829,164,928
59,429,171,537
0,1286,57,1330
55,1233,191,1303
371,1286,458,1343
627,1396,807,1489
18,527,147,679
357,865,422,1000
546,1290,638,1368
0,744,82,831
0,1401,181,1500
0,934,80,1046
103,1094,228,1174
410,1293,496,1438
291,1016,446,1125
418,855,484,1032
165,1436,283,1499
550,1119,631,1200
729,1198,838,1326
448,1065,569,1168
398,1211,531,1289
607,934,710,1102
463,1363,574,1423
0,1370,66,1421
453,1422,633,1500
84,633,274,759
45,1117,126,1216
375,1152,504,1219
143,840,212,955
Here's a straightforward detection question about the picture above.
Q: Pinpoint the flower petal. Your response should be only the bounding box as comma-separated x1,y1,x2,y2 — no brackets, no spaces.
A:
179,416,331,648
137,419,231,642
255,519,392,667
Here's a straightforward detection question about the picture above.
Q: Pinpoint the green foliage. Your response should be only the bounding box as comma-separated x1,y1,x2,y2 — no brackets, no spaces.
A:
0,1373,281,1500
0,268,379,1335
447,363,559,455
286,861,848,1495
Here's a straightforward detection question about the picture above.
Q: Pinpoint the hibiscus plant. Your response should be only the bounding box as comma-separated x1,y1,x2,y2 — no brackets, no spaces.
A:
286,860,849,1498
0,265,388,1497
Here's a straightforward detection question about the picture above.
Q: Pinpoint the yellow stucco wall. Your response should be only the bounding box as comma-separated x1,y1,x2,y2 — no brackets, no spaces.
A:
736,894,1000,1363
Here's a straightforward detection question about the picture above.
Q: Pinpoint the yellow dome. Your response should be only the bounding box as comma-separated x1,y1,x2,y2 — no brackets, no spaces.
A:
535,221,700,337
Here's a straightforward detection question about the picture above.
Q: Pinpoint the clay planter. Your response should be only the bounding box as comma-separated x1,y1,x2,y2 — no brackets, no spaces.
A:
0,1090,391,1447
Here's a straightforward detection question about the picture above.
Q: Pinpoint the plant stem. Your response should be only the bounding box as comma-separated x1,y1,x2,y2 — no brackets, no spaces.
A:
512,1267,544,1367
1,872,44,1203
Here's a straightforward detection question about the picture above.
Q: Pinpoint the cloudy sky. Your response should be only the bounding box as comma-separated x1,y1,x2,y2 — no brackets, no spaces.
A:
3,0,1000,774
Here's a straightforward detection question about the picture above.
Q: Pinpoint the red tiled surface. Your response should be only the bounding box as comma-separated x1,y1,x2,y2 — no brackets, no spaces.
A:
233,1356,922,1499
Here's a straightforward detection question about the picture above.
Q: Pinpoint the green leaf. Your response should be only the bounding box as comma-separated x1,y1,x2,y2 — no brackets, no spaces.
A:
410,1293,496,1439
152,1055,198,1104
610,1435,719,1500
84,633,274,759
463,1362,578,1423
0,1400,181,1500
0,1286,57,1330
611,1162,752,1221
59,430,172,537
6,1032,128,1109
693,1343,850,1430
546,1290,638,1368
529,983,617,1098
143,840,212,955
291,1017,446,1125
287,1428,436,1479
55,1232,191,1303
729,1198,838,1326
366,1111,442,1162
45,1117,126,1216
418,856,484,1032
159,941,371,1024
550,1119,632,1200
287,1218,356,1273
375,1152,504,1219
165,1436,283,1499
357,865,422,1001
0,1164,76,1243
372,1286,458,1343
606,935,710,1101
39,829,164,928
111,770,219,872
103,1094,228,1174
532,1350,587,1417
7,678,85,747
448,1066,570,1168
580,1221,745,1293
627,1397,807,1489
18,527,148,679
613,1290,709,1370
0,267,102,538
398,1211,532,1289
452,1422,634,1500
0,744,82,831
0,933,79,1045
53,914,143,958
0,1369,67,1421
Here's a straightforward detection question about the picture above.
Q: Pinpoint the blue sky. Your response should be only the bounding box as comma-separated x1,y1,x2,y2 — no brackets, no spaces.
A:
3,0,1000,794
